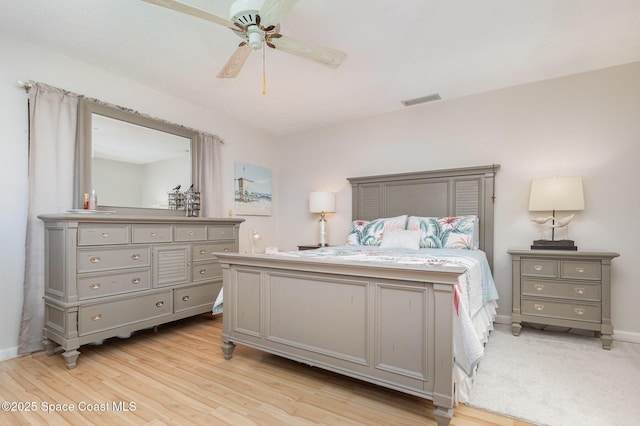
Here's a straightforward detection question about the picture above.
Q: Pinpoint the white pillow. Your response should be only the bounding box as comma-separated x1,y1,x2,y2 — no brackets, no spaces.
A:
380,229,422,250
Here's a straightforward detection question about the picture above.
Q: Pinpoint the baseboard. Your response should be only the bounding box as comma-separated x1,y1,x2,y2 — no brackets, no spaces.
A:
0,346,19,362
613,330,640,345
494,314,511,325
493,314,640,345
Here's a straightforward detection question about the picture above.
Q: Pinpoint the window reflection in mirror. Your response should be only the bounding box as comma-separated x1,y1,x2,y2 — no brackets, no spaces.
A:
91,114,191,208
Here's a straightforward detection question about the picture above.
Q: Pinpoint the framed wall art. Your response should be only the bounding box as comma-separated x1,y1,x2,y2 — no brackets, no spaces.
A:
234,162,272,216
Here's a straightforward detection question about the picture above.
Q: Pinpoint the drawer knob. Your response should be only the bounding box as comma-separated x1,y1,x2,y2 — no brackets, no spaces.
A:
534,284,544,291
156,301,164,307
89,283,101,290
219,231,225,235
534,265,543,271
199,269,206,275
576,267,585,273
149,232,157,237
534,304,545,311
89,256,101,264
574,287,585,295
132,278,141,284
91,314,102,321
131,254,141,261
188,231,194,235
100,232,109,238
199,249,206,255
574,308,586,316
223,248,229,252
182,296,190,302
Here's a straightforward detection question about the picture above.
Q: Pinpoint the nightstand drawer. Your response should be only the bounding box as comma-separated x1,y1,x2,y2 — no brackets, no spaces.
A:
522,279,601,302
522,298,601,323
560,261,601,280
521,259,558,278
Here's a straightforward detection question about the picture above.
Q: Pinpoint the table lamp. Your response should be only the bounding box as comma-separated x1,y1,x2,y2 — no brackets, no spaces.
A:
528,176,584,250
309,192,335,246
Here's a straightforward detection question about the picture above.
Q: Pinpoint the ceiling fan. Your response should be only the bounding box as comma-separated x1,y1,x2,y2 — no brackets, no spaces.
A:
142,0,346,81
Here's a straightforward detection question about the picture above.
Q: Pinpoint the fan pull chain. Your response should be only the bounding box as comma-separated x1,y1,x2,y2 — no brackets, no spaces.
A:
261,41,266,95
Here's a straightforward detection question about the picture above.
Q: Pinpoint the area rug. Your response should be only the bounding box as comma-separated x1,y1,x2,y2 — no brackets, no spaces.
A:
466,324,640,426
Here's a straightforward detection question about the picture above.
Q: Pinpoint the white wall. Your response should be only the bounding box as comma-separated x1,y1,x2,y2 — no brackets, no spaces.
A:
0,33,280,358
275,61,640,341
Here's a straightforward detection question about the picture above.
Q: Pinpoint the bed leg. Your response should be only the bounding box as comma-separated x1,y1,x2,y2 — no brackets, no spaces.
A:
221,340,236,360
433,406,453,426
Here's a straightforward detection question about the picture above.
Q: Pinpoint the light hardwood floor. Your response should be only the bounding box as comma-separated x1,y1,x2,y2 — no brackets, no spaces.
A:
0,315,533,425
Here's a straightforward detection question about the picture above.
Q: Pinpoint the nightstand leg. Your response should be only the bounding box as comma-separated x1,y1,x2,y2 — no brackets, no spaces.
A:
512,322,522,336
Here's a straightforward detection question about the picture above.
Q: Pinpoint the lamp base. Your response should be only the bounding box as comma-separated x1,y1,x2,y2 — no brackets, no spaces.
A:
531,239,577,251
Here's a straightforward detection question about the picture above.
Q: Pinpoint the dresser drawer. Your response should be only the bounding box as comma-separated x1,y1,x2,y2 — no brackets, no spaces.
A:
522,298,601,323
78,291,172,336
78,224,129,246
560,261,601,281
521,258,558,278
77,269,151,299
77,246,151,273
192,242,234,261
174,225,206,241
207,225,235,241
191,262,222,282
174,282,222,313
522,278,601,302
132,224,172,243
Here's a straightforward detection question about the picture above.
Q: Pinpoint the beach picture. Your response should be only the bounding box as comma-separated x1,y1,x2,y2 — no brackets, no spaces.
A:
234,162,272,216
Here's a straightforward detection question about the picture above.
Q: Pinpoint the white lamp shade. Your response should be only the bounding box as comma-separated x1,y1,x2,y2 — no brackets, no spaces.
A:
529,176,585,212
309,192,335,213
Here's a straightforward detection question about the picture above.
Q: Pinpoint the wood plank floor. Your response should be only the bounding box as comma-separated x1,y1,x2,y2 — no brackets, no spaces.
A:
0,315,534,425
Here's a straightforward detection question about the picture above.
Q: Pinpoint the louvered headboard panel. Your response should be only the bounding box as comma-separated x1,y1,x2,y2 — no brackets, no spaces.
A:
348,164,500,270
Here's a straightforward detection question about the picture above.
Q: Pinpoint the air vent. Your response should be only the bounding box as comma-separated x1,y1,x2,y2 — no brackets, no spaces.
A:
401,93,442,107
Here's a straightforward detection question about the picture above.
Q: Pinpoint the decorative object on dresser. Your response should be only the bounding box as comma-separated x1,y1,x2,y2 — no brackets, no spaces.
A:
38,213,243,369
309,191,335,246
509,249,619,349
528,176,585,250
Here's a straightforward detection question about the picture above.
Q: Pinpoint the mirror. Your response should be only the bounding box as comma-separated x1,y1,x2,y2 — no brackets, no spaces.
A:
77,99,199,213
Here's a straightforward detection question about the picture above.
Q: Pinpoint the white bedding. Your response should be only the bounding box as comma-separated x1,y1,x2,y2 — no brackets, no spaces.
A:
212,246,498,403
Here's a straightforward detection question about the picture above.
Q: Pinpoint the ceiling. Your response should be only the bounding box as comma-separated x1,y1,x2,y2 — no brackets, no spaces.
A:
2,0,640,135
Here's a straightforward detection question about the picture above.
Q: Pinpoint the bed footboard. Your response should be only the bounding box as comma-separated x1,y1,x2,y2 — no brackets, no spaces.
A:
217,253,465,426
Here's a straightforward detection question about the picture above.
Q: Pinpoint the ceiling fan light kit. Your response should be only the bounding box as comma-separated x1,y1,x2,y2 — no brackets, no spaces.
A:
144,0,346,85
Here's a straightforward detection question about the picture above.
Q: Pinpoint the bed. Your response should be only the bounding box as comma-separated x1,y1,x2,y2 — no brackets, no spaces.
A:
215,164,499,426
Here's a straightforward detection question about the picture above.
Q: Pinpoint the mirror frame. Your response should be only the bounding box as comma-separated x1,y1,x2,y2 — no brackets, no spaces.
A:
77,98,199,214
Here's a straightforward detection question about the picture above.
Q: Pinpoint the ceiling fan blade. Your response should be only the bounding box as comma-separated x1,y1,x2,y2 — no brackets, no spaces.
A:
269,35,346,68
142,0,236,30
217,44,253,78
259,0,299,28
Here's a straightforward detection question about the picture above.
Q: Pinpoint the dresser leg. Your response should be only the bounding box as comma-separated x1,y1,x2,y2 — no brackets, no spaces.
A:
62,349,80,369
511,322,522,336
600,334,613,350
43,339,59,356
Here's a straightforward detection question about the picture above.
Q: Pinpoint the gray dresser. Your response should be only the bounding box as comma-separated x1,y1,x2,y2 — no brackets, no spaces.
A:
509,249,619,349
39,214,243,368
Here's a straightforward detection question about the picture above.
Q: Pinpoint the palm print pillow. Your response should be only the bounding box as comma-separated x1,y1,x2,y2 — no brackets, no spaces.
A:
407,215,478,249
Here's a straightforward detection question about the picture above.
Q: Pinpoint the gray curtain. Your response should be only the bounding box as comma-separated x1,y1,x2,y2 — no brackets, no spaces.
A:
19,82,78,354
197,132,223,218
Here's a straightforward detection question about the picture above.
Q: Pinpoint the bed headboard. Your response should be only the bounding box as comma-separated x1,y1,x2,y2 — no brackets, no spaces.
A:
347,164,500,270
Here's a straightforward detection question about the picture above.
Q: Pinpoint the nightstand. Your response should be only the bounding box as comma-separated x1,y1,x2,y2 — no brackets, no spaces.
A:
509,249,619,349
298,244,329,251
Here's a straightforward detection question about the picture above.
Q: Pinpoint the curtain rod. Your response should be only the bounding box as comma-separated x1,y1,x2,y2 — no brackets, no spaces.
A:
17,80,32,92
16,79,225,143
